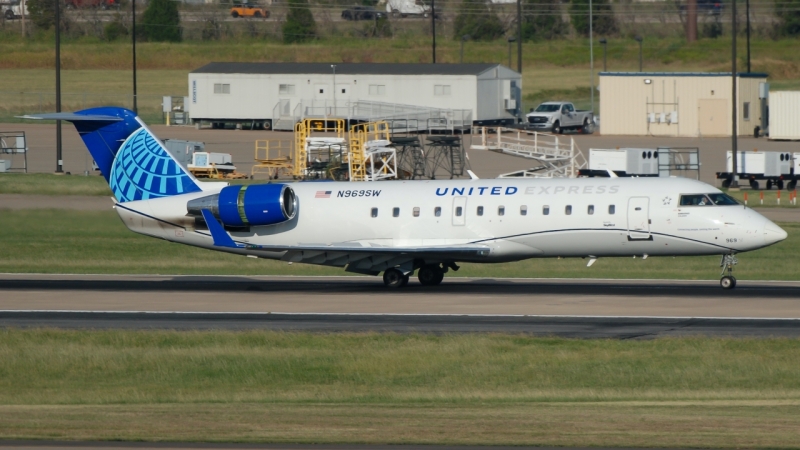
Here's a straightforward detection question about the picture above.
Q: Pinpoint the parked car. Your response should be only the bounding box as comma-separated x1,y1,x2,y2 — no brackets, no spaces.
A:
525,102,594,134
230,4,270,18
64,0,119,9
341,5,385,20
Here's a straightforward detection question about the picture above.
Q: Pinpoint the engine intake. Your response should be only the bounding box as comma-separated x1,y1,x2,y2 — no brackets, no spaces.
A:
187,184,297,227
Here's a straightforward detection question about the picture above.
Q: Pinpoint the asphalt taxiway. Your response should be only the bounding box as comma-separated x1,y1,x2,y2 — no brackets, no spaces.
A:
2,274,799,338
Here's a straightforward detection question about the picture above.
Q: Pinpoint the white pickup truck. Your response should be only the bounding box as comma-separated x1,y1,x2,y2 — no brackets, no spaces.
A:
3,0,27,20
525,102,594,134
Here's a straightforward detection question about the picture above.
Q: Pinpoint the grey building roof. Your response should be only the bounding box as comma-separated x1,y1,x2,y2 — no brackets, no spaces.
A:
191,62,507,76
600,71,768,78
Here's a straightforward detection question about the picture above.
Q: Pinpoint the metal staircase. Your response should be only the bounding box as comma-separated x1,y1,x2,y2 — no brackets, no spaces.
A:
471,127,587,178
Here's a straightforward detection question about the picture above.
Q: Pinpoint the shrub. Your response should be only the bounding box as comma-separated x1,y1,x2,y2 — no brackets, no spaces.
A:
453,0,505,41
522,0,567,41
283,0,317,44
776,0,800,36
569,0,617,37
142,0,181,42
104,15,128,41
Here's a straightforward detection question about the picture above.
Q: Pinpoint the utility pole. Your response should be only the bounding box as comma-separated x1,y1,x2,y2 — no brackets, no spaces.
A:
746,0,751,72
516,0,522,73
55,0,63,173
20,0,26,36
431,0,436,63
331,64,337,116
731,0,739,188
687,0,697,42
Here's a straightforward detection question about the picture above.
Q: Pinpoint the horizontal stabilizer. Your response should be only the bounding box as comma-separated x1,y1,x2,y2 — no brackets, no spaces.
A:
17,113,123,122
201,209,241,248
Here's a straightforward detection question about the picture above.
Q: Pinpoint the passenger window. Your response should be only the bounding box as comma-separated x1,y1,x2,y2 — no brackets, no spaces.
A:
543,205,550,215
434,207,441,217
588,205,594,215
498,206,505,216
609,205,615,215
371,207,378,218
393,207,400,217
565,205,572,215
477,206,484,216
413,207,420,217
520,205,528,216
455,206,463,217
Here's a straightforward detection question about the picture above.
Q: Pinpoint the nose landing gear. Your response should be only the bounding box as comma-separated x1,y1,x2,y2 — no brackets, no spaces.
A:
719,253,738,289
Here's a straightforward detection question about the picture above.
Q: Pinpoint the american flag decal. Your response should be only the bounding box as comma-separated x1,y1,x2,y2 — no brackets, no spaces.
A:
315,190,332,198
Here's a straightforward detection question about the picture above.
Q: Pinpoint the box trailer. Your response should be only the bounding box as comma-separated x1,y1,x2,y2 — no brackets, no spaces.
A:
716,150,797,190
580,148,660,177
768,91,800,140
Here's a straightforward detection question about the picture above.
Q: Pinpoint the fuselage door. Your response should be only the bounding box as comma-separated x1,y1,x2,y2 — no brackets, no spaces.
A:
452,196,466,226
627,197,651,240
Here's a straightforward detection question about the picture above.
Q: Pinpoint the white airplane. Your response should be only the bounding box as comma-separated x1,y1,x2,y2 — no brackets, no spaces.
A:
26,107,787,289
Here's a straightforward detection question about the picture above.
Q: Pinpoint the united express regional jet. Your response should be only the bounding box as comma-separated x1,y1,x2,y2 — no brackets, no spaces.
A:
26,107,787,289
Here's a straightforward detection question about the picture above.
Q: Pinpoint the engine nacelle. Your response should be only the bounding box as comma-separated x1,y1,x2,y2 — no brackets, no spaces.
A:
187,184,297,227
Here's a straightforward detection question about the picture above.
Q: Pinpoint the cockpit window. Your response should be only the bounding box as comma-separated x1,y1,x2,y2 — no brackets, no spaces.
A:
680,193,739,206
707,193,740,205
680,194,713,206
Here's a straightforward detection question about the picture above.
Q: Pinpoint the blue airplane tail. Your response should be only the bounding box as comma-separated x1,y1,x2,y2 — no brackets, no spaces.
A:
24,107,201,203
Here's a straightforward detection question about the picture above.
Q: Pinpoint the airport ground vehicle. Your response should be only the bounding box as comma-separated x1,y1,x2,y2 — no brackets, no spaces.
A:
715,151,799,190
230,4,269,18
386,0,430,18
24,107,789,290
679,0,723,16
525,102,594,134
341,6,385,20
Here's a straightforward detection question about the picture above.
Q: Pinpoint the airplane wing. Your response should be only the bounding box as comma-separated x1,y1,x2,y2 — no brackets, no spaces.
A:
200,209,489,274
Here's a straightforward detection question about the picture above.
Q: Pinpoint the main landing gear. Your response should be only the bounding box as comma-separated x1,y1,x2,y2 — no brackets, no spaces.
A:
720,253,738,289
382,263,453,288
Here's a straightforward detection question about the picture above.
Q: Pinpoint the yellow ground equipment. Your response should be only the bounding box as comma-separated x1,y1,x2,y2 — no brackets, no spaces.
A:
252,140,293,179
293,119,346,179
348,121,397,182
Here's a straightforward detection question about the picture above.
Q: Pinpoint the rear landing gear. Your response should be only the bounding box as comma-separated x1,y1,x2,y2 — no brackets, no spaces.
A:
719,253,738,289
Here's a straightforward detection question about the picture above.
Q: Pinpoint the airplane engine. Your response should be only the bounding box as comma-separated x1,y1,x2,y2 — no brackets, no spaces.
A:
187,184,297,227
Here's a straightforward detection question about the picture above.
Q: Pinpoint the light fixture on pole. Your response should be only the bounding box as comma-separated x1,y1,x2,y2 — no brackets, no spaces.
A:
634,36,643,72
460,35,470,64
507,36,516,68
599,38,607,72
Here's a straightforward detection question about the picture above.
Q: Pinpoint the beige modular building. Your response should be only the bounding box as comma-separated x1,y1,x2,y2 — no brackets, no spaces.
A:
599,72,767,137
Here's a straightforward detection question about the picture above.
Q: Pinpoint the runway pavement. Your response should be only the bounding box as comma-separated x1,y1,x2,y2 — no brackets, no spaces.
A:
0,444,712,450
2,275,800,338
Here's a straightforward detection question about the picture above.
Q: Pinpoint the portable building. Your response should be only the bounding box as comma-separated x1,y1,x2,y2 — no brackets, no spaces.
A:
767,91,800,140
599,72,767,137
187,63,522,130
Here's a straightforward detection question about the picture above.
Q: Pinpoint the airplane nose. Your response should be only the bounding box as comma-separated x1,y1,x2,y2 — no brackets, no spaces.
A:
763,220,788,246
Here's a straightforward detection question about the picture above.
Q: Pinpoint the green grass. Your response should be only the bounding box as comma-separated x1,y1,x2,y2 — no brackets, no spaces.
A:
0,330,799,446
725,188,800,208
0,208,797,280
0,173,112,196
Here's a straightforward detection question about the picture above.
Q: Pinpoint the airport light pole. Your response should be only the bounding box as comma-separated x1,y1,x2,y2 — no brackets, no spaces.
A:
460,35,470,63
132,0,137,113
55,0,63,173
507,36,516,68
599,38,607,72
589,0,594,114
431,0,436,63
730,0,739,188
331,64,337,117
634,36,643,72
